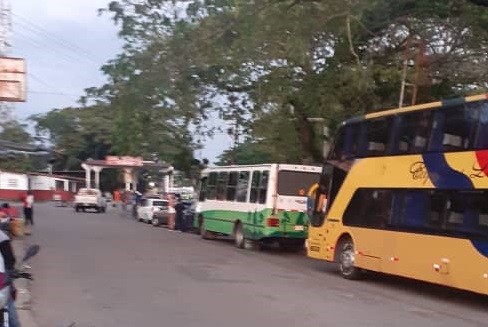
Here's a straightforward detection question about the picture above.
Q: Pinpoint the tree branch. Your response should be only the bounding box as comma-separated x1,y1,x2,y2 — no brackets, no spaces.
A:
346,15,361,67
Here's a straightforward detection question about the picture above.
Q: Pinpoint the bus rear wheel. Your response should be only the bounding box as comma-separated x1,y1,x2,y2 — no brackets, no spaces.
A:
338,239,362,280
234,222,245,249
200,218,215,240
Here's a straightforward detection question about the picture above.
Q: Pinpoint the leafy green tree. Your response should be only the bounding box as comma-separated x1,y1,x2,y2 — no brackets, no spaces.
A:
30,105,113,170
85,0,488,167
215,139,274,165
0,120,35,172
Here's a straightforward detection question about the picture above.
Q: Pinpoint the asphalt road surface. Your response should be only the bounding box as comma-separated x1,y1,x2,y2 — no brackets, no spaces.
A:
27,204,488,327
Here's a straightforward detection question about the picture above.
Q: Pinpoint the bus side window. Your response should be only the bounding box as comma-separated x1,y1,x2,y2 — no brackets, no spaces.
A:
343,124,360,159
259,171,269,204
364,117,392,157
250,171,261,203
216,172,228,201
236,171,250,202
399,191,429,231
198,177,208,202
395,111,432,154
429,192,448,228
343,189,393,229
226,172,238,201
475,101,488,149
330,128,345,160
430,104,478,152
206,172,218,200
357,123,368,157
443,191,482,236
325,167,347,215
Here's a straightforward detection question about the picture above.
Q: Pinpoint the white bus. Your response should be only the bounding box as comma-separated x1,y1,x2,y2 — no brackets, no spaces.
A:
195,164,321,250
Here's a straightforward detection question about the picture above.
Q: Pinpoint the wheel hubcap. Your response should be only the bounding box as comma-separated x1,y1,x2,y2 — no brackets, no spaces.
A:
340,245,355,275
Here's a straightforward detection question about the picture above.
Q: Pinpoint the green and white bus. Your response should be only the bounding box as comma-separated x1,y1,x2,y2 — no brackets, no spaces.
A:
195,164,321,250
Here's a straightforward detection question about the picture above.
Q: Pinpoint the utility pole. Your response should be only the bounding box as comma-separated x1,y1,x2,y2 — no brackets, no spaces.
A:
0,0,12,121
399,36,429,108
0,0,11,56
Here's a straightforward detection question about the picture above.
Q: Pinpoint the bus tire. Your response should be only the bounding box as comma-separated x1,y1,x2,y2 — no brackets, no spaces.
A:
234,222,245,249
200,218,214,240
338,238,362,280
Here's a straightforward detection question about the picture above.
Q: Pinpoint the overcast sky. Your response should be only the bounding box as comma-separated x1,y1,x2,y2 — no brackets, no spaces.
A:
10,0,229,162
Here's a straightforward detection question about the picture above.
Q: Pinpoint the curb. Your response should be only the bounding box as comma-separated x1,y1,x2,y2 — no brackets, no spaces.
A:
12,238,39,327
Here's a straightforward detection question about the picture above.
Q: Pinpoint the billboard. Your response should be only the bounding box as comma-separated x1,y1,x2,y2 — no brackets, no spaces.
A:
0,57,26,102
105,156,143,167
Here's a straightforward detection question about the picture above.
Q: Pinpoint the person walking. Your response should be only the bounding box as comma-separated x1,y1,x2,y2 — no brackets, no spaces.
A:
167,193,176,231
174,195,186,232
22,191,34,231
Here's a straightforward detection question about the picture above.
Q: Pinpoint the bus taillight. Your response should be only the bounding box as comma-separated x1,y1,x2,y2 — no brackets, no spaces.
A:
266,218,280,227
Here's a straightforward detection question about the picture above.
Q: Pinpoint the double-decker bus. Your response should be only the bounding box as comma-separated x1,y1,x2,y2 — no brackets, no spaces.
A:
307,94,488,295
196,164,321,250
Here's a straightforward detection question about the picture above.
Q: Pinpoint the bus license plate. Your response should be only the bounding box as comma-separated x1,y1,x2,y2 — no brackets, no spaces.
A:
294,225,304,231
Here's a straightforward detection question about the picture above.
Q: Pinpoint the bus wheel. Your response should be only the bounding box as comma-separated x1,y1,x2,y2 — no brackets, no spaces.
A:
234,222,245,249
339,239,362,280
200,218,215,240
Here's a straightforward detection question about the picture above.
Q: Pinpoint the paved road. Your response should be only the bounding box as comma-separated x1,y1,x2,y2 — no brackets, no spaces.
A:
28,204,488,327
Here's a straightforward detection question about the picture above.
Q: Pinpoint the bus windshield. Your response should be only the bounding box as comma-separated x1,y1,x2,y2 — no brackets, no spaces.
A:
278,170,320,196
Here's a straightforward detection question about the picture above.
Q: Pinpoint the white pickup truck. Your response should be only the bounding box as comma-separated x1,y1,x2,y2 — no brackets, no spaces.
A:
74,188,107,213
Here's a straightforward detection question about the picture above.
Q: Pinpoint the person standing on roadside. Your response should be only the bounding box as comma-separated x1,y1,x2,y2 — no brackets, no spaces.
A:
174,195,186,232
167,193,176,231
23,191,34,227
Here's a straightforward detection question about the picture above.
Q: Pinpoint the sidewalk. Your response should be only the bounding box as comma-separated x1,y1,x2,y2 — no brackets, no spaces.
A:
12,238,38,327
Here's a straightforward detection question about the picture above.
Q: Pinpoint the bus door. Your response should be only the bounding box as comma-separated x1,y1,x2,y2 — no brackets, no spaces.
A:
308,164,346,259
276,169,321,236
249,170,269,240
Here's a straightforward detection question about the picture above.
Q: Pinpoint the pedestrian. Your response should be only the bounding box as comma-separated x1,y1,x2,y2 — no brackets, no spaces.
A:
113,189,120,208
174,195,186,232
167,193,176,231
22,191,34,228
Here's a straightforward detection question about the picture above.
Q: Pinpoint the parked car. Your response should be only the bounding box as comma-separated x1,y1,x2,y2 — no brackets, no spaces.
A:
182,200,196,231
74,188,107,213
136,197,168,224
153,200,195,230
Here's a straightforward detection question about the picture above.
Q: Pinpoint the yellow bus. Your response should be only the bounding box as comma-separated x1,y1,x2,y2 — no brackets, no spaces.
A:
307,94,488,295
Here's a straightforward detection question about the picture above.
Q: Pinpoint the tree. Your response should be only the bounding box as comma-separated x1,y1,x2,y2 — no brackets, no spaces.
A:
215,139,274,165
0,120,36,172
30,105,113,170
94,0,488,166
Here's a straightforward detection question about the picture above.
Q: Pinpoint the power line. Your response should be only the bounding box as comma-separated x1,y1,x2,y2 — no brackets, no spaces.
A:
27,72,80,101
12,12,100,63
29,90,80,97
14,31,93,66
